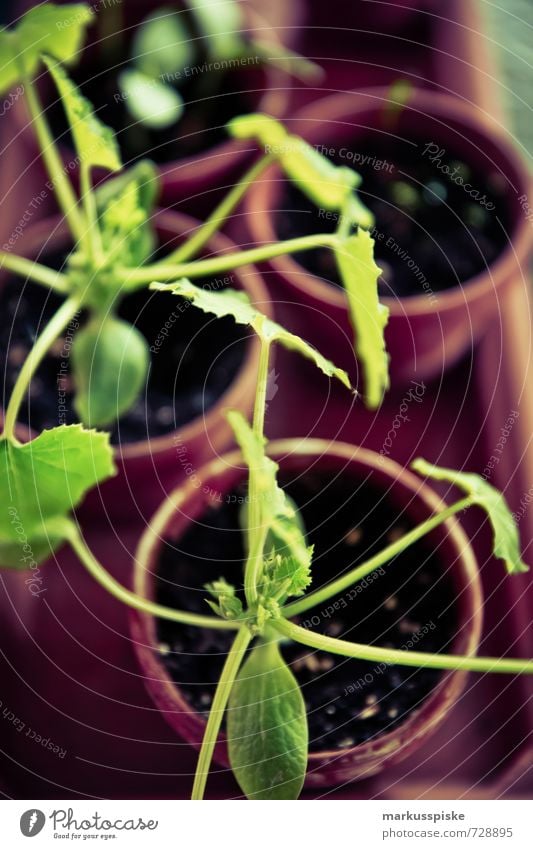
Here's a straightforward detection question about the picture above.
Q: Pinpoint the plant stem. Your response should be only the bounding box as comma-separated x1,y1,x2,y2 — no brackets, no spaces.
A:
65,522,239,631
0,252,69,293
120,233,341,290
80,162,103,264
166,154,275,264
244,336,271,606
191,626,252,800
283,496,473,618
20,72,85,242
275,619,533,675
2,295,81,441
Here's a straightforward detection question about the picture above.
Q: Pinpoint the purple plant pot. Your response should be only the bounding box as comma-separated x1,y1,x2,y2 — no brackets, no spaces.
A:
130,439,483,791
242,87,533,385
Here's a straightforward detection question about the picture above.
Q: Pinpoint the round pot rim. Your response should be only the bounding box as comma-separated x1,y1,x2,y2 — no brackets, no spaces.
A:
245,85,533,318
2,208,271,460
132,438,483,773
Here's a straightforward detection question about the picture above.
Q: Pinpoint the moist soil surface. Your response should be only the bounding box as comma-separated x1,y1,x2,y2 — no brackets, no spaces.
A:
276,140,509,299
0,269,247,445
156,471,458,752
46,61,257,166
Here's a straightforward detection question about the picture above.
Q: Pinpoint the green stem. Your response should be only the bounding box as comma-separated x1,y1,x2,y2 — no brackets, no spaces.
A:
191,626,252,800
283,496,473,618
80,162,103,264
275,619,533,675
166,154,275,264
244,336,271,606
2,295,81,441
21,72,85,242
0,252,69,293
66,522,239,631
120,233,340,290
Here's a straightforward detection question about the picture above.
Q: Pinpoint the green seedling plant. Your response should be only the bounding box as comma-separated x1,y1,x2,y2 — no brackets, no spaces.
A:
118,0,322,131
0,3,531,803
147,279,532,800
0,3,387,432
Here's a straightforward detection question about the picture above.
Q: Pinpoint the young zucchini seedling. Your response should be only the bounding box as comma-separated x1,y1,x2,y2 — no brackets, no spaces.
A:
0,3,385,428
0,3,531,803
147,279,532,800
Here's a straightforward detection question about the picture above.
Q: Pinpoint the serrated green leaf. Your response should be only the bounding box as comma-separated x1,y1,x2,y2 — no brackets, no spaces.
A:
43,56,121,173
229,411,312,601
227,113,372,218
72,316,149,428
227,638,308,799
0,425,115,568
0,3,93,94
120,68,184,130
411,458,529,575
335,228,389,409
132,7,193,78
96,165,158,269
151,280,351,389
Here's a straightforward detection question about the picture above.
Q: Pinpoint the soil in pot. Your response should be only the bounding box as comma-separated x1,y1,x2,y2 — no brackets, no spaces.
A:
45,59,261,167
155,470,458,752
0,268,248,444
276,141,510,299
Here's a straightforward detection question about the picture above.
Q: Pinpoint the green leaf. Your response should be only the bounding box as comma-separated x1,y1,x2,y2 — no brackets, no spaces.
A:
411,458,529,575
0,3,93,94
132,7,194,78
72,316,149,428
227,113,372,218
95,159,159,216
0,425,115,568
229,410,312,601
151,280,352,390
43,56,121,173
188,0,245,60
204,577,244,621
335,229,389,409
120,68,184,130
96,162,159,268
227,638,308,800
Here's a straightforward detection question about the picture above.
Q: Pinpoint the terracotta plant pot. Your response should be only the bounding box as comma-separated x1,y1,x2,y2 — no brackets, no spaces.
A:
131,439,483,791
10,0,301,215
0,209,271,521
243,87,533,385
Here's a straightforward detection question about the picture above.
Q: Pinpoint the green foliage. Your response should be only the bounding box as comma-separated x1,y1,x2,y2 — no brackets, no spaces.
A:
0,425,115,568
0,3,93,94
44,57,121,172
72,316,149,428
205,577,244,621
335,229,390,409
96,161,159,269
118,68,184,130
229,410,313,603
227,113,373,226
132,7,193,78
412,458,529,574
151,280,352,389
227,638,308,800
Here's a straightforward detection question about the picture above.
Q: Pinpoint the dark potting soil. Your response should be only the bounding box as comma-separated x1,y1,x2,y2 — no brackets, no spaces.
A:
155,471,458,753
276,141,509,298
0,268,247,444
45,61,255,166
